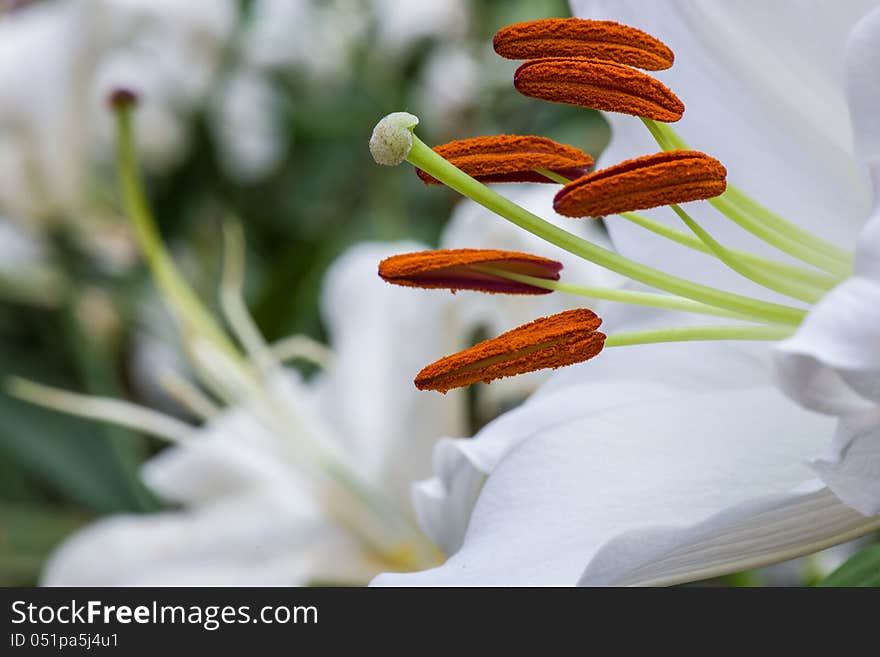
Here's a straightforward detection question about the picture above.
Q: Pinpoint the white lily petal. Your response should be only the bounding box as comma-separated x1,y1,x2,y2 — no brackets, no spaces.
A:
811,408,880,515
846,6,880,167
374,384,836,585
846,8,880,281
580,486,880,585
776,277,880,413
412,338,774,555
571,0,874,290
411,438,486,556
847,5,880,279
41,492,368,586
411,380,679,557
141,407,303,506
0,1,96,218
772,7,880,514
314,242,467,500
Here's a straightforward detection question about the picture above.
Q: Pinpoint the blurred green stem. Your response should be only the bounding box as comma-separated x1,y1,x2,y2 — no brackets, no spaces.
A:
114,105,236,357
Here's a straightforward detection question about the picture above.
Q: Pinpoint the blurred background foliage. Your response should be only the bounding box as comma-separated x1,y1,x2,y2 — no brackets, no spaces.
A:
0,0,611,585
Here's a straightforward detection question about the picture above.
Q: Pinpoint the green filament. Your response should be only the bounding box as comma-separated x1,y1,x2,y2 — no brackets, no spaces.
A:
115,107,237,357
618,211,839,291
472,265,759,321
670,204,822,304
533,168,574,185
642,118,853,274
604,324,793,348
407,134,806,326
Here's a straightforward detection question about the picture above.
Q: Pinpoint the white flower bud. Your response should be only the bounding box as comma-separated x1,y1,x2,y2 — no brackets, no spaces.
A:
369,112,419,166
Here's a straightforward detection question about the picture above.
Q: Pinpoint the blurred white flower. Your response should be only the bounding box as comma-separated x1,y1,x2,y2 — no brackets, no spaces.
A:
244,0,368,82
374,0,468,53
0,0,237,222
33,191,627,584
0,1,99,220
38,239,465,585
413,45,480,130
90,0,238,170
208,67,287,183
0,217,64,306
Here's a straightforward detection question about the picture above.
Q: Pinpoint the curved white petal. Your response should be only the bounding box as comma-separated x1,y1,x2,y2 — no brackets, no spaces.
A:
773,6,880,515
776,277,880,414
411,439,486,555
315,241,467,500
580,486,880,585
846,5,880,168
374,383,843,585
410,339,774,556
847,5,880,279
570,0,874,292
41,492,368,586
812,408,880,515
140,407,306,506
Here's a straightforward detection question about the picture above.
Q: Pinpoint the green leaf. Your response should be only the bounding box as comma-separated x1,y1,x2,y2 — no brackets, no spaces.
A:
0,394,144,512
0,300,158,514
816,544,880,587
0,501,87,585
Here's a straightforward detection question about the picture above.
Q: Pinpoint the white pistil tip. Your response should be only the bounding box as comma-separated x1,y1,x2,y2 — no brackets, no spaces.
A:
370,112,419,166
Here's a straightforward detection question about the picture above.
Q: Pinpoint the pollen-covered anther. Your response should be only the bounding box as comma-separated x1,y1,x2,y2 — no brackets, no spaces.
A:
378,249,562,295
514,57,684,122
415,308,605,393
416,135,593,185
494,18,674,70
554,150,727,218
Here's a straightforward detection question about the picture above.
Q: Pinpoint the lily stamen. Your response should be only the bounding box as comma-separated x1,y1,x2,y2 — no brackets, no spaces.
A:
643,117,853,274
603,324,794,348
368,15,864,393
493,18,674,70
533,154,834,300
618,211,840,292
470,265,761,321
378,249,563,295
415,308,605,392
514,57,685,122
399,131,806,326
553,150,727,217
669,204,824,304
416,135,593,185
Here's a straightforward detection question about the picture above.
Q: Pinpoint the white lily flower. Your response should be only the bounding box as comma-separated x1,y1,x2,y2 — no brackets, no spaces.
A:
38,240,465,585
0,1,99,220
0,217,64,306
374,0,469,54
244,0,369,83
373,2,880,586
207,67,287,183
0,0,236,222
36,195,626,586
